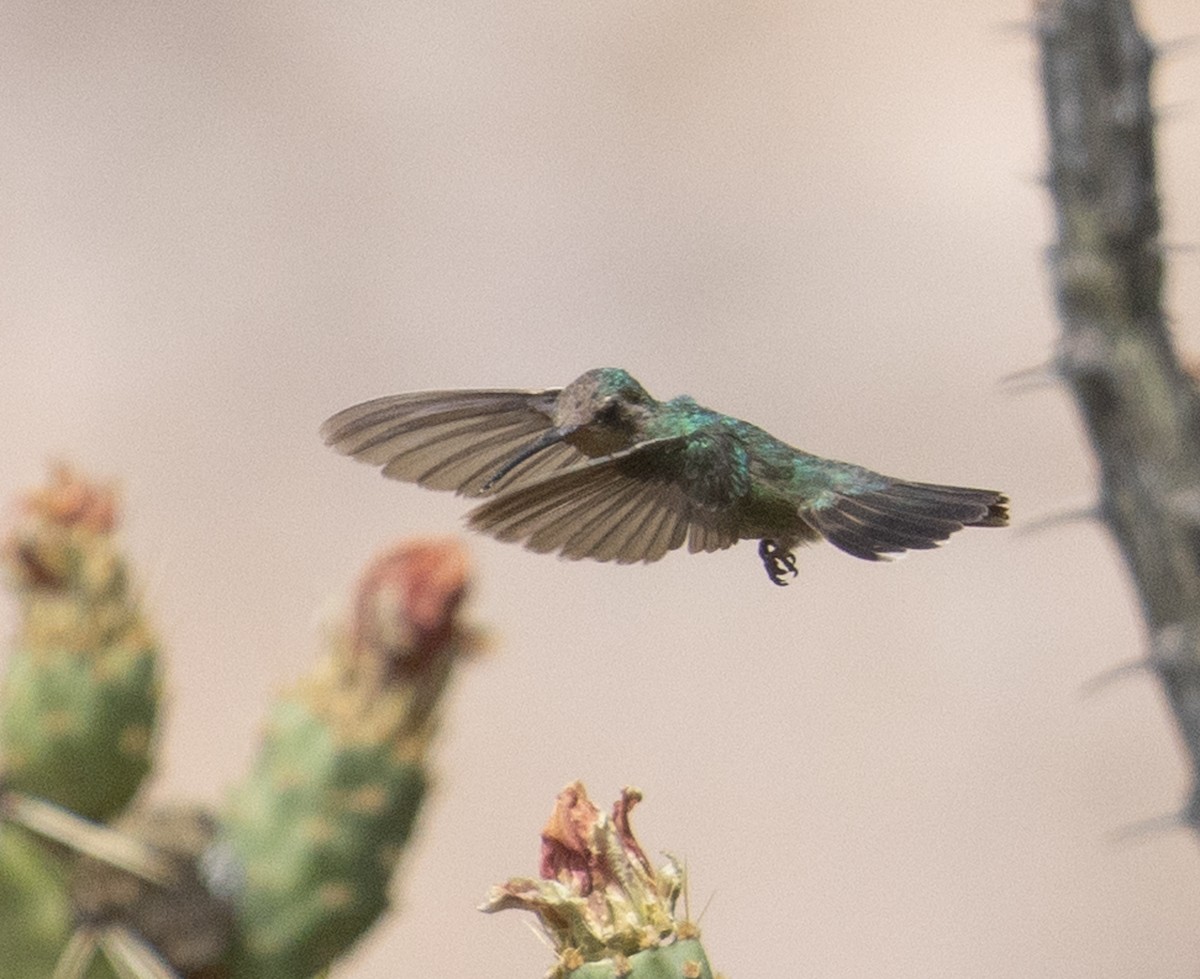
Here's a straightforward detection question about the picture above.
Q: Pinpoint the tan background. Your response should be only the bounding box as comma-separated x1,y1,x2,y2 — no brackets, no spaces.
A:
3,2,1199,976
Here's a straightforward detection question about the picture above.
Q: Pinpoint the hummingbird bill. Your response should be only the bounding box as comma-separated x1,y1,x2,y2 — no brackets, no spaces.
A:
321,368,1008,585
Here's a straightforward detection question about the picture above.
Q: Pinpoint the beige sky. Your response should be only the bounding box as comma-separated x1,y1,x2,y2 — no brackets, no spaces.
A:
3,2,1200,976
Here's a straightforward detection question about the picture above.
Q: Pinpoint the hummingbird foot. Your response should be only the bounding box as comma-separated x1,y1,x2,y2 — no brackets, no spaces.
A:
758,539,798,586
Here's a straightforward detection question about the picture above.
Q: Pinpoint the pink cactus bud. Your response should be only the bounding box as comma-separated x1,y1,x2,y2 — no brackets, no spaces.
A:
22,464,119,534
351,537,471,671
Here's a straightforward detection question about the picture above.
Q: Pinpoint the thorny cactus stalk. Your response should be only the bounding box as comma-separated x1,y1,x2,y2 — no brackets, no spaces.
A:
482,782,716,979
1034,0,1200,830
219,537,480,978
0,465,160,822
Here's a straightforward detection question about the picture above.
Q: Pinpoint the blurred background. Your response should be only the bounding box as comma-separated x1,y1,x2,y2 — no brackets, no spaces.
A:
2,1,1199,976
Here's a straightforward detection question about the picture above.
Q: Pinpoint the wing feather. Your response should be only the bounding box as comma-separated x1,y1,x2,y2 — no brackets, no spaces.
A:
321,389,585,495
475,470,620,540
520,481,641,552
550,488,646,561
467,439,743,565
613,500,684,564
598,489,673,564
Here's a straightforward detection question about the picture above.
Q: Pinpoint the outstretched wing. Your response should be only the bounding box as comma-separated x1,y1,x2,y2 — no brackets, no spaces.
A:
466,436,745,565
803,477,1008,561
321,389,588,496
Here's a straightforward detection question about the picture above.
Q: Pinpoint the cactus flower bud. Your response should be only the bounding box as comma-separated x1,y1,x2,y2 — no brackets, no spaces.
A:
482,782,715,979
0,465,159,822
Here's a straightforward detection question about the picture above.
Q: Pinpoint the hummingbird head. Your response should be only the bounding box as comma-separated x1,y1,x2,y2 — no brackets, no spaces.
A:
553,368,655,456
482,369,656,490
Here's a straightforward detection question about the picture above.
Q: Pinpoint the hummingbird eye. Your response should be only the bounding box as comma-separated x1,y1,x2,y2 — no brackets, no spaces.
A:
595,400,623,425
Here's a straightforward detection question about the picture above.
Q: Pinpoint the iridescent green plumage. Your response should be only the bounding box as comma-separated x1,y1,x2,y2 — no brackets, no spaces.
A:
323,367,1008,584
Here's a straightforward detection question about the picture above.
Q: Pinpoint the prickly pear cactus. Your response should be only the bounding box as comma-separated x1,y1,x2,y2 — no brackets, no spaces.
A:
0,466,720,979
566,940,713,979
221,538,479,978
0,822,72,979
0,465,160,822
482,782,717,979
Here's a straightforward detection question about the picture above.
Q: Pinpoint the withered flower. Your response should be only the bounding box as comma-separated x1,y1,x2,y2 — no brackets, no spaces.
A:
481,782,689,978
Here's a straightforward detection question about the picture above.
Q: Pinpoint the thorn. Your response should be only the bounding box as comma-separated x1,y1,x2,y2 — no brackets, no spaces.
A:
999,360,1062,394
52,930,100,979
1155,35,1200,60
1162,241,1199,255
1013,503,1100,537
522,919,555,953
1184,783,1200,831
695,887,717,926
1147,622,1200,677
1156,102,1193,123
99,926,180,979
1107,811,1185,844
0,791,176,887
1079,658,1152,697
989,19,1036,39
1054,326,1114,383
1015,170,1052,189
1081,625,1200,696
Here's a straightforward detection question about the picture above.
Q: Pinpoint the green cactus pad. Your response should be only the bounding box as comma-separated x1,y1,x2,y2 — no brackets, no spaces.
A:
0,823,72,979
0,468,160,822
568,939,714,979
0,634,158,822
222,690,429,979
223,538,475,979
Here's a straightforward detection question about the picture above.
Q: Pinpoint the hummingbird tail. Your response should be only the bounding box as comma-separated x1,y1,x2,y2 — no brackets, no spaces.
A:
807,481,1009,562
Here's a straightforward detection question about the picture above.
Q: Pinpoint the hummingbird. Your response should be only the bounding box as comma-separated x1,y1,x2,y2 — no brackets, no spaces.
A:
321,367,1008,585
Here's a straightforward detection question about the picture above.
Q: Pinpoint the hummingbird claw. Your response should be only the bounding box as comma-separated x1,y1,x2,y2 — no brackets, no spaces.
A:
759,540,798,586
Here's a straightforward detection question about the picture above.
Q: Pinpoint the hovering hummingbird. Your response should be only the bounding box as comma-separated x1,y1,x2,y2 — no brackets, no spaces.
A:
321,368,1008,585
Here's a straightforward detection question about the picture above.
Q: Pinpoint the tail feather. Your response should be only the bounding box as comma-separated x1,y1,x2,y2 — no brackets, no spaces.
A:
809,481,1008,562
834,495,966,539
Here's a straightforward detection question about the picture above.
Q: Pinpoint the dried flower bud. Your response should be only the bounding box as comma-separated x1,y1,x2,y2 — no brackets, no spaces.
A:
4,465,122,593
482,783,690,977
351,537,471,674
22,463,119,535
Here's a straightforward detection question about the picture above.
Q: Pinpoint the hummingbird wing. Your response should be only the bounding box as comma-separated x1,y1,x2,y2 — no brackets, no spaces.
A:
321,389,589,496
801,475,1008,561
465,437,744,564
